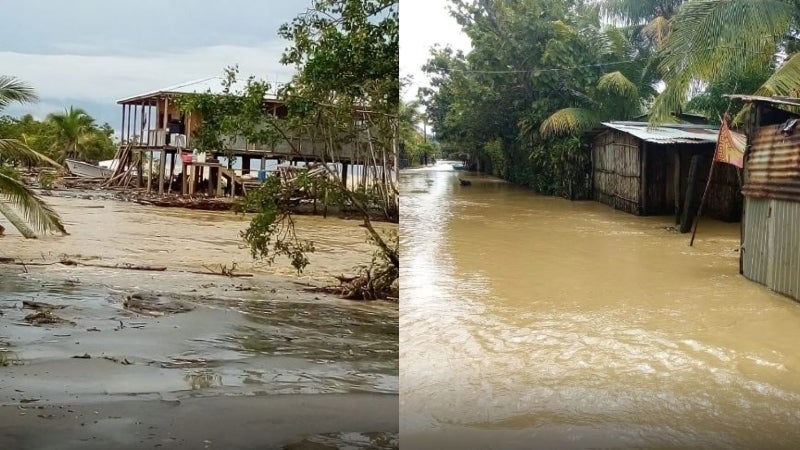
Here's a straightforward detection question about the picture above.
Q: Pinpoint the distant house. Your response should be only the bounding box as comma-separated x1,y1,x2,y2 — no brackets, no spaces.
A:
588,121,743,227
729,95,800,301
112,77,364,195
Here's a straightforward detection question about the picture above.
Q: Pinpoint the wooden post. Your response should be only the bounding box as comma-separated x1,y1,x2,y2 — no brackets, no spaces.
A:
188,166,196,195
216,167,223,197
147,150,153,192
640,141,648,215
158,150,166,195
673,150,682,224
182,164,188,195
137,151,144,188
167,153,176,194
341,161,349,188
690,158,717,246
242,156,251,175
679,154,703,233
120,104,126,144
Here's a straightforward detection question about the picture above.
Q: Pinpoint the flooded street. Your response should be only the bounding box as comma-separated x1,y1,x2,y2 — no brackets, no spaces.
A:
400,162,800,449
0,195,398,449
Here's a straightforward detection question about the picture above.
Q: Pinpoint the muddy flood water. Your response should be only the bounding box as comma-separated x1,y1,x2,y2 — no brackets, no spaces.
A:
0,193,398,450
400,162,800,449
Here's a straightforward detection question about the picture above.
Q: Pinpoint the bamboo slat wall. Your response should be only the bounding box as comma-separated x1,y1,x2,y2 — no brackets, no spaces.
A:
592,130,642,214
592,131,741,220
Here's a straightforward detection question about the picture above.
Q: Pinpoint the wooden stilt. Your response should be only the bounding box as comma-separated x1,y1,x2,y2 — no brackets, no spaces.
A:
673,151,682,224
158,150,166,195
182,165,188,195
147,150,153,192
216,167,223,197
679,154,702,233
690,159,718,246
167,153,176,194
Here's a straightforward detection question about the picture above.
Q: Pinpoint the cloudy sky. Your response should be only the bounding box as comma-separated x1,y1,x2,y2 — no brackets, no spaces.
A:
400,0,471,104
1,0,302,133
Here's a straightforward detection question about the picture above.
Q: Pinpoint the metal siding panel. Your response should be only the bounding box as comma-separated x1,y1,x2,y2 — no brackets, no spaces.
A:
769,200,800,300
743,197,770,285
743,125,800,201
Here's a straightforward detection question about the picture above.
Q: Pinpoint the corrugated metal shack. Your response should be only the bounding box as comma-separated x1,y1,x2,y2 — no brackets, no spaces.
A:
590,122,743,224
729,95,800,301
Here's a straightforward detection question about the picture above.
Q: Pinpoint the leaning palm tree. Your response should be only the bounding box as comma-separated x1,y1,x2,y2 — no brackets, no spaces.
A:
0,75,67,238
649,0,800,123
47,106,96,162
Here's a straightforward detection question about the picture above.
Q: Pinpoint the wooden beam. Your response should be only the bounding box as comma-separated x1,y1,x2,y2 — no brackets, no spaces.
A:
673,150,682,224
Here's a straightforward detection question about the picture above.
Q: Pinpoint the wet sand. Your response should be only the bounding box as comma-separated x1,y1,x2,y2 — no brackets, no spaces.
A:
1,194,398,449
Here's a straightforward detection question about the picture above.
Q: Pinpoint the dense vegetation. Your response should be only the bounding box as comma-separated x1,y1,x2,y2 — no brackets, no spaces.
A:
418,0,800,198
0,109,116,165
180,0,399,299
0,76,68,237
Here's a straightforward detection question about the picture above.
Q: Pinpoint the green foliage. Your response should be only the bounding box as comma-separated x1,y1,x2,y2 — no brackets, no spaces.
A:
0,76,67,236
420,0,654,197
650,0,797,124
175,66,280,163
237,176,316,273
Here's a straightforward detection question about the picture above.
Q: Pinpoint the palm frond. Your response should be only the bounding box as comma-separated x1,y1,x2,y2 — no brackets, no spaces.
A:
598,71,639,100
0,172,67,235
754,52,800,97
0,138,63,168
660,0,792,85
540,108,600,139
0,76,38,110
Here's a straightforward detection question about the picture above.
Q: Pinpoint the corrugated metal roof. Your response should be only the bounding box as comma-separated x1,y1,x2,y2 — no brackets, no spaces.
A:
725,94,800,108
600,121,719,144
117,77,283,104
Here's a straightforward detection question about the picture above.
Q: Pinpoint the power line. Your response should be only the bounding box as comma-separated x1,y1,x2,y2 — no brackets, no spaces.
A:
442,57,650,74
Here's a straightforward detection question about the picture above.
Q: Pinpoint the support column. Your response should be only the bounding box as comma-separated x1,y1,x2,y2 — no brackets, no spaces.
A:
242,156,251,175
341,161,349,187
158,150,166,195
147,150,153,192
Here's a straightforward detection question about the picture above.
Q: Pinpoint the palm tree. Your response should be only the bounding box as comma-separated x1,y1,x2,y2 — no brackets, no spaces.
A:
0,75,67,238
47,106,96,162
535,26,656,139
649,0,800,123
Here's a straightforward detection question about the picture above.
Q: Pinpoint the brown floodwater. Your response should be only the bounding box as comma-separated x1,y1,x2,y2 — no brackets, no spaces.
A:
400,162,800,449
0,193,398,408
2,192,385,280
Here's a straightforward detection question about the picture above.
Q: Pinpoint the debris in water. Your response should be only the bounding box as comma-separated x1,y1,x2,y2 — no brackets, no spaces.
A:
22,300,66,310
72,353,91,359
24,311,73,326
